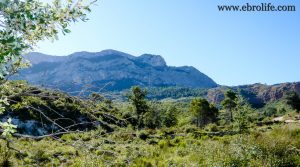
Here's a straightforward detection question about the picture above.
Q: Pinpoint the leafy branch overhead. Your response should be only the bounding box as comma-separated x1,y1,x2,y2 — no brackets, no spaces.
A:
0,0,95,138
0,0,95,79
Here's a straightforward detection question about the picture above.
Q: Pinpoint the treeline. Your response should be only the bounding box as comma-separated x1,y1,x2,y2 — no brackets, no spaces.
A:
144,87,208,100
121,86,300,133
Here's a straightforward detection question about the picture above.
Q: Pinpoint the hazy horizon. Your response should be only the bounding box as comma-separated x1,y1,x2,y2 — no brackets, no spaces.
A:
37,0,300,86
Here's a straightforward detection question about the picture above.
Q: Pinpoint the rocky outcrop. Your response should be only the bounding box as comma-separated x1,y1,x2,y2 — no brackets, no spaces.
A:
0,81,126,136
207,82,300,107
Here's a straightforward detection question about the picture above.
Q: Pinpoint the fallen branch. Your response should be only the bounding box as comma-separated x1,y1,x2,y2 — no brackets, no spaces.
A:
0,129,84,140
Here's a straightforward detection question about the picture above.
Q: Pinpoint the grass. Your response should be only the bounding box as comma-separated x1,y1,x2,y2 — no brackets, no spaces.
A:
0,124,299,167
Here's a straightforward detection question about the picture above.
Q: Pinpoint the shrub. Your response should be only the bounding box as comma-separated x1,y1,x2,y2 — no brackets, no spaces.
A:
205,123,219,132
162,106,178,127
158,139,170,149
139,130,149,140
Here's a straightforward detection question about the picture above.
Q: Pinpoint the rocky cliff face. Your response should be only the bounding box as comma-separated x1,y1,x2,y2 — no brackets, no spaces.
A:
207,82,300,107
15,50,217,93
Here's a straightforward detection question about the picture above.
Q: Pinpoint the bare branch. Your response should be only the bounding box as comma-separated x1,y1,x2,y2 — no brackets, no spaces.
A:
0,129,84,140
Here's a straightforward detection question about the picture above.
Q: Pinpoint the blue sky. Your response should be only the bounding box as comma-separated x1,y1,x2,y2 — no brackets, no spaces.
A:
37,0,300,86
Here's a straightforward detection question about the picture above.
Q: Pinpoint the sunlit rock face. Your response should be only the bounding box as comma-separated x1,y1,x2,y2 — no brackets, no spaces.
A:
15,49,217,93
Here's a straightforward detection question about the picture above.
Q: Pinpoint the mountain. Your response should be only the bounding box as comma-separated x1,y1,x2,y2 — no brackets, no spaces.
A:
207,82,300,107
15,49,217,93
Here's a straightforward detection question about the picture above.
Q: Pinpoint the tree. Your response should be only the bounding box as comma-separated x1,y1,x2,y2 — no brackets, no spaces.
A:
285,91,300,112
127,86,149,127
162,106,178,128
208,103,219,123
233,96,253,133
143,108,161,129
190,98,218,128
263,107,277,117
221,89,237,123
0,0,94,138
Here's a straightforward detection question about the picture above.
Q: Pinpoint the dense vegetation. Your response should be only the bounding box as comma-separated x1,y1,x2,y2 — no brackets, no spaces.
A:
0,81,299,166
146,87,208,100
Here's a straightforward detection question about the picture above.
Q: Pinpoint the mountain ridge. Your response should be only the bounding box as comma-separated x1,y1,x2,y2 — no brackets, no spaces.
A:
207,81,300,107
15,49,218,93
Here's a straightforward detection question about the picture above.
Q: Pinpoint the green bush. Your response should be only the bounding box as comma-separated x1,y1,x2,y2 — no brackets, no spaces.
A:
139,130,149,140
205,123,219,132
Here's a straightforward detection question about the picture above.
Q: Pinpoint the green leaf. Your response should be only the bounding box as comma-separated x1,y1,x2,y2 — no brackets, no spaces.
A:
64,29,71,33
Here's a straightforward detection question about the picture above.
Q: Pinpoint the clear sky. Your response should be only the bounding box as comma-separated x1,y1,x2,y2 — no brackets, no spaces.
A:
36,0,300,86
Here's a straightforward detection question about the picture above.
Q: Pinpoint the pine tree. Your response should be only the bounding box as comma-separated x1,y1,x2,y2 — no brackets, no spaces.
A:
190,98,218,128
221,89,237,123
286,91,300,112
128,86,149,127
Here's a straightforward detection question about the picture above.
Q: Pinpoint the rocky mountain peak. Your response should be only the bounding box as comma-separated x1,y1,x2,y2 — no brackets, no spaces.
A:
137,54,167,67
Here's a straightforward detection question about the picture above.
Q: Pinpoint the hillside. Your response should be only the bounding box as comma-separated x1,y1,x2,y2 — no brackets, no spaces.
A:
14,50,217,93
109,82,300,108
0,81,125,136
207,82,300,107
0,80,299,166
